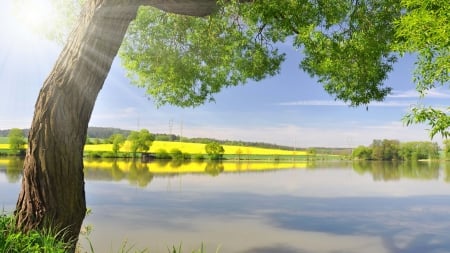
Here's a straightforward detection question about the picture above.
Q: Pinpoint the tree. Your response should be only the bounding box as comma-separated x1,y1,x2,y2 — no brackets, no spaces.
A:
127,129,154,158
370,139,400,160
205,141,225,160
8,128,26,155
14,0,448,250
397,0,450,138
352,145,372,160
110,133,125,157
15,2,219,248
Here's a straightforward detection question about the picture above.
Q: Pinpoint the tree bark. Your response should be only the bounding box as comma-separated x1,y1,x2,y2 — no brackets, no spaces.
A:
15,0,218,251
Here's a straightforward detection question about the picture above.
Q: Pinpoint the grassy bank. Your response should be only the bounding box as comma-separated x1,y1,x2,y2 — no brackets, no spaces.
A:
1,214,212,253
0,214,69,253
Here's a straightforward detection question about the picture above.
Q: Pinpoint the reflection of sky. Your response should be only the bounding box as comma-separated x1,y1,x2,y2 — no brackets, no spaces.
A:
2,166,450,252
139,169,450,198
83,186,450,253
80,169,450,253
0,172,21,212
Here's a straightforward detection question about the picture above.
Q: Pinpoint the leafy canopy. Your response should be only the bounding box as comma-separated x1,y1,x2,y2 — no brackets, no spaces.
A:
395,0,450,138
17,0,449,138
120,0,401,107
127,129,154,156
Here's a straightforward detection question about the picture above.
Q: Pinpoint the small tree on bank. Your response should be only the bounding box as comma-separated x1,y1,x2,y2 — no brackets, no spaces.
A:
8,128,26,156
205,142,225,160
127,129,154,158
110,133,125,157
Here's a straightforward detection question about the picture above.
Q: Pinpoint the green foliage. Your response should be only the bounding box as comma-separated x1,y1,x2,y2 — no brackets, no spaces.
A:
127,129,155,157
120,4,284,107
170,148,184,160
295,0,400,106
403,106,450,139
370,139,400,161
192,154,205,161
352,145,372,160
204,142,225,160
110,134,126,156
16,0,450,141
8,128,26,155
355,139,439,161
155,149,171,159
0,214,69,253
395,0,450,138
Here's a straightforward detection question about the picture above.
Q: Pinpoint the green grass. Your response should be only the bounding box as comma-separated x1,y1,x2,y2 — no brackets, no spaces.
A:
0,137,8,144
1,214,216,253
0,214,70,253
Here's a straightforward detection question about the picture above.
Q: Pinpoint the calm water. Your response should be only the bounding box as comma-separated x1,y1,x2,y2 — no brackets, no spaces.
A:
2,158,450,253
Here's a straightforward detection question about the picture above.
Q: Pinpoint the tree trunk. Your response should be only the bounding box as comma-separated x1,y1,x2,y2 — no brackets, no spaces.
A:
14,0,218,251
15,1,141,250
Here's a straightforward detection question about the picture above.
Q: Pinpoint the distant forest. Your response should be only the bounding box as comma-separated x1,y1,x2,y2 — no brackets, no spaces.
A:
0,127,351,155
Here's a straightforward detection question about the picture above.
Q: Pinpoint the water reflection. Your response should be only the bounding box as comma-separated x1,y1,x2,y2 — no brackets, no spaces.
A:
0,157,23,183
353,160,440,181
1,158,448,185
2,157,450,253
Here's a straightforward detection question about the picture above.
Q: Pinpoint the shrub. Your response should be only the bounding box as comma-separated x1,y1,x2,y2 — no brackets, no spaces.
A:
170,148,183,160
155,149,171,159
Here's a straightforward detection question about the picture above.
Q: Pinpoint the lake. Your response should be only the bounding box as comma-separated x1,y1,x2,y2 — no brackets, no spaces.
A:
2,158,450,253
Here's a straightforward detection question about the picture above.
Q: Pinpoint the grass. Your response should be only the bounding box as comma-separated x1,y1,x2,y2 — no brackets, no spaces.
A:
0,214,70,253
1,214,216,253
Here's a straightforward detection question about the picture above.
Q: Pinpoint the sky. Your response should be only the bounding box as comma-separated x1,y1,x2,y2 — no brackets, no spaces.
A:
0,0,448,148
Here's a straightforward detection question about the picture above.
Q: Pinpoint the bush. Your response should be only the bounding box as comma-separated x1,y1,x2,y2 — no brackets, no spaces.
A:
192,154,205,161
170,148,183,160
155,149,171,159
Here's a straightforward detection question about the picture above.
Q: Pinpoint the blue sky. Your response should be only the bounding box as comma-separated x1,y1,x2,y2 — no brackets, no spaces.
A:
0,0,447,148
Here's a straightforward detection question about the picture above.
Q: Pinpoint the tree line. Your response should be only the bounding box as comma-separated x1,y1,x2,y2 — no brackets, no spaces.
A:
352,139,442,161
5,128,225,161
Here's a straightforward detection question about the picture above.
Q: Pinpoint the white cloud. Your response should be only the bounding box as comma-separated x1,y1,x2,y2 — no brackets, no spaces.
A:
425,89,450,98
389,89,450,99
388,90,420,98
278,100,346,106
277,100,416,108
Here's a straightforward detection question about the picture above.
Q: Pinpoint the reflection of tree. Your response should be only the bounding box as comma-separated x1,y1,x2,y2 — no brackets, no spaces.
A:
83,159,153,187
4,158,24,183
111,160,125,181
353,161,439,181
128,160,153,187
444,162,450,182
169,159,183,168
204,162,224,176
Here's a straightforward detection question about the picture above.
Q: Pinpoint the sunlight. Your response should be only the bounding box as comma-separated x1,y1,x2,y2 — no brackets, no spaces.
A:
13,0,57,34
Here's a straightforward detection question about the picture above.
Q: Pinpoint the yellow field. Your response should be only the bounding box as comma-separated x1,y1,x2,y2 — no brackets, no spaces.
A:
84,140,306,155
1,140,307,156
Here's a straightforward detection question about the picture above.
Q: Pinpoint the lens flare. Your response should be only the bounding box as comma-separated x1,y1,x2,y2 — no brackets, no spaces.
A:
13,0,57,34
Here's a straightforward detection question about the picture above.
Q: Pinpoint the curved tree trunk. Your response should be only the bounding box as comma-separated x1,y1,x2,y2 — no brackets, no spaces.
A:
15,0,141,250
15,0,218,251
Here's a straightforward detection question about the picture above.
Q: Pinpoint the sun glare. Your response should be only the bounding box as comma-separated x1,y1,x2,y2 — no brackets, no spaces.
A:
13,0,57,34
